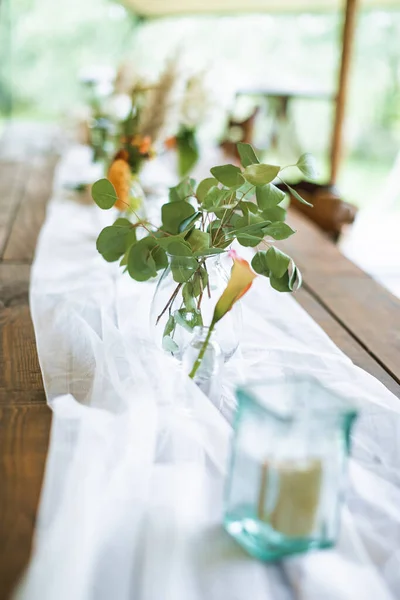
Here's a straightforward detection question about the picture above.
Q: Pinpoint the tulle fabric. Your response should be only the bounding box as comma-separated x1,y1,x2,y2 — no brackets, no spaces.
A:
16,146,400,599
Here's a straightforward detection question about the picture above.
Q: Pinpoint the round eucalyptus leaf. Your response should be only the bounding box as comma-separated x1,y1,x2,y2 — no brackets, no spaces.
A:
96,224,136,262
167,241,193,256
174,308,203,332
128,237,165,282
237,142,260,168
251,251,270,277
265,246,291,279
162,200,195,234
210,164,244,189
170,253,199,283
91,179,118,209
243,164,280,186
296,153,319,180
262,206,287,222
196,177,218,203
187,229,210,253
263,222,295,240
269,271,291,292
256,183,286,209
162,335,179,353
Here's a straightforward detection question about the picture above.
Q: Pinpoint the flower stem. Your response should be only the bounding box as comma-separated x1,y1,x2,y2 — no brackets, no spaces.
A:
189,322,215,379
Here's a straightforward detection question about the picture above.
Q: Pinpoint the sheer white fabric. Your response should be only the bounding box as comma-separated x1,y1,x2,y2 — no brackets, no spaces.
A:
16,146,400,599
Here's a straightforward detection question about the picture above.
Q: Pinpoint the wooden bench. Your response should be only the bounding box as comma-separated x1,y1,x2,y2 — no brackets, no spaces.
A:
0,124,399,598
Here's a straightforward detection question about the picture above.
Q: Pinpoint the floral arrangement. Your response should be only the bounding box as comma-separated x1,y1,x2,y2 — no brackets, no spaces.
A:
91,142,317,352
167,72,212,178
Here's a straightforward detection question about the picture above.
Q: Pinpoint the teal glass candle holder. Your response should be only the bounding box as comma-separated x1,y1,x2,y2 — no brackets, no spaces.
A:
224,376,358,561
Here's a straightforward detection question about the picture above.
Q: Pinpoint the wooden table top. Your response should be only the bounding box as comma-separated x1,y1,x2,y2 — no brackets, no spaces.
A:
0,124,399,598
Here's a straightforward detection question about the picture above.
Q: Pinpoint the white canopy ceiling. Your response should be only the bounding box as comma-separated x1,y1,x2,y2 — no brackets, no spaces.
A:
120,0,400,18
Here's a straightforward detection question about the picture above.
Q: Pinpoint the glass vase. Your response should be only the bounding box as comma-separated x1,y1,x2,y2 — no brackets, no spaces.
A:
182,326,223,402
224,376,358,561
150,253,242,362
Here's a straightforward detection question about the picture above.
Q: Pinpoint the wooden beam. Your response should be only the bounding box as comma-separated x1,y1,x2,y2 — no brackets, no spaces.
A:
330,0,359,185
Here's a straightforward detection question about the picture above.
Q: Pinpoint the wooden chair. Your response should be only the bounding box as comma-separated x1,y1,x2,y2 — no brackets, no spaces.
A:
220,107,260,161
279,180,358,242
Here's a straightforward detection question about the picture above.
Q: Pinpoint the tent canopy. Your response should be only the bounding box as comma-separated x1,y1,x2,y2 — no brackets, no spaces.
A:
120,0,400,18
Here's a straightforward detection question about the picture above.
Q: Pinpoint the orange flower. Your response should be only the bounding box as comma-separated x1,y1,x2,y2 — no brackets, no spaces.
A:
213,250,256,324
139,135,152,155
165,136,177,150
189,251,256,379
107,157,131,211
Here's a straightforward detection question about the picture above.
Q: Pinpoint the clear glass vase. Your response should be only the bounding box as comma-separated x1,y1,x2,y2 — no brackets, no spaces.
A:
182,326,223,402
224,376,358,561
150,252,242,361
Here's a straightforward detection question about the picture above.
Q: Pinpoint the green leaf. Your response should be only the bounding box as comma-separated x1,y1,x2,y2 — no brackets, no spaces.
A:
162,336,179,353
166,240,193,256
262,206,287,222
251,251,270,277
233,215,270,234
243,164,280,186
178,211,201,233
285,183,313,207
196,177,218,203
231,215,269,247
96,224,136,262
163,314,176,337
256,184,286,209
210,164,244,189
91,179,118,209
296,153,319,180
193,267,208,295
192,247,225,258
263,222,296,240
128,237,166,282
169,178,196,203
176,129,199,178
236,232,265,247
238,201,260,215
290,265,302,290
182,282,197,309
169,245,199,282
237,180,255,196
174,308,203,332
187,229,210,253
202,187,234,213
270,271,292,292
162,200,195,234
207,220,232,248
237,142,260,168
265,246,291,279
113,217,132,227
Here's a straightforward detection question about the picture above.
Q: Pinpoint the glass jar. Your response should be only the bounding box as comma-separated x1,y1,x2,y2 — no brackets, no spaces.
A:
182,326,223,402
150,252,242,362
224,376,358,561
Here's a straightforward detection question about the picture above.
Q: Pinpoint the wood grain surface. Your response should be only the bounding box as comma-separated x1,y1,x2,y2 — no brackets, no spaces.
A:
0,124,56,600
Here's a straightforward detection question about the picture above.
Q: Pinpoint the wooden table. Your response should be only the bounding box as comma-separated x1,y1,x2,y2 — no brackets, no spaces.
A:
0,124,399,599
0,124,58,599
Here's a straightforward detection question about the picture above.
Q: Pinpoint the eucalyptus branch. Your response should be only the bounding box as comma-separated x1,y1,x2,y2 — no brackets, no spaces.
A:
156,282,182,325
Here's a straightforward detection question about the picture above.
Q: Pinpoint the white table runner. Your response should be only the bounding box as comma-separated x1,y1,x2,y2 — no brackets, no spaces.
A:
16,146,400,599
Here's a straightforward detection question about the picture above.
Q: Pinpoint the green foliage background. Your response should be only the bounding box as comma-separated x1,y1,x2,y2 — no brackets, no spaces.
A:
1,2,400,208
